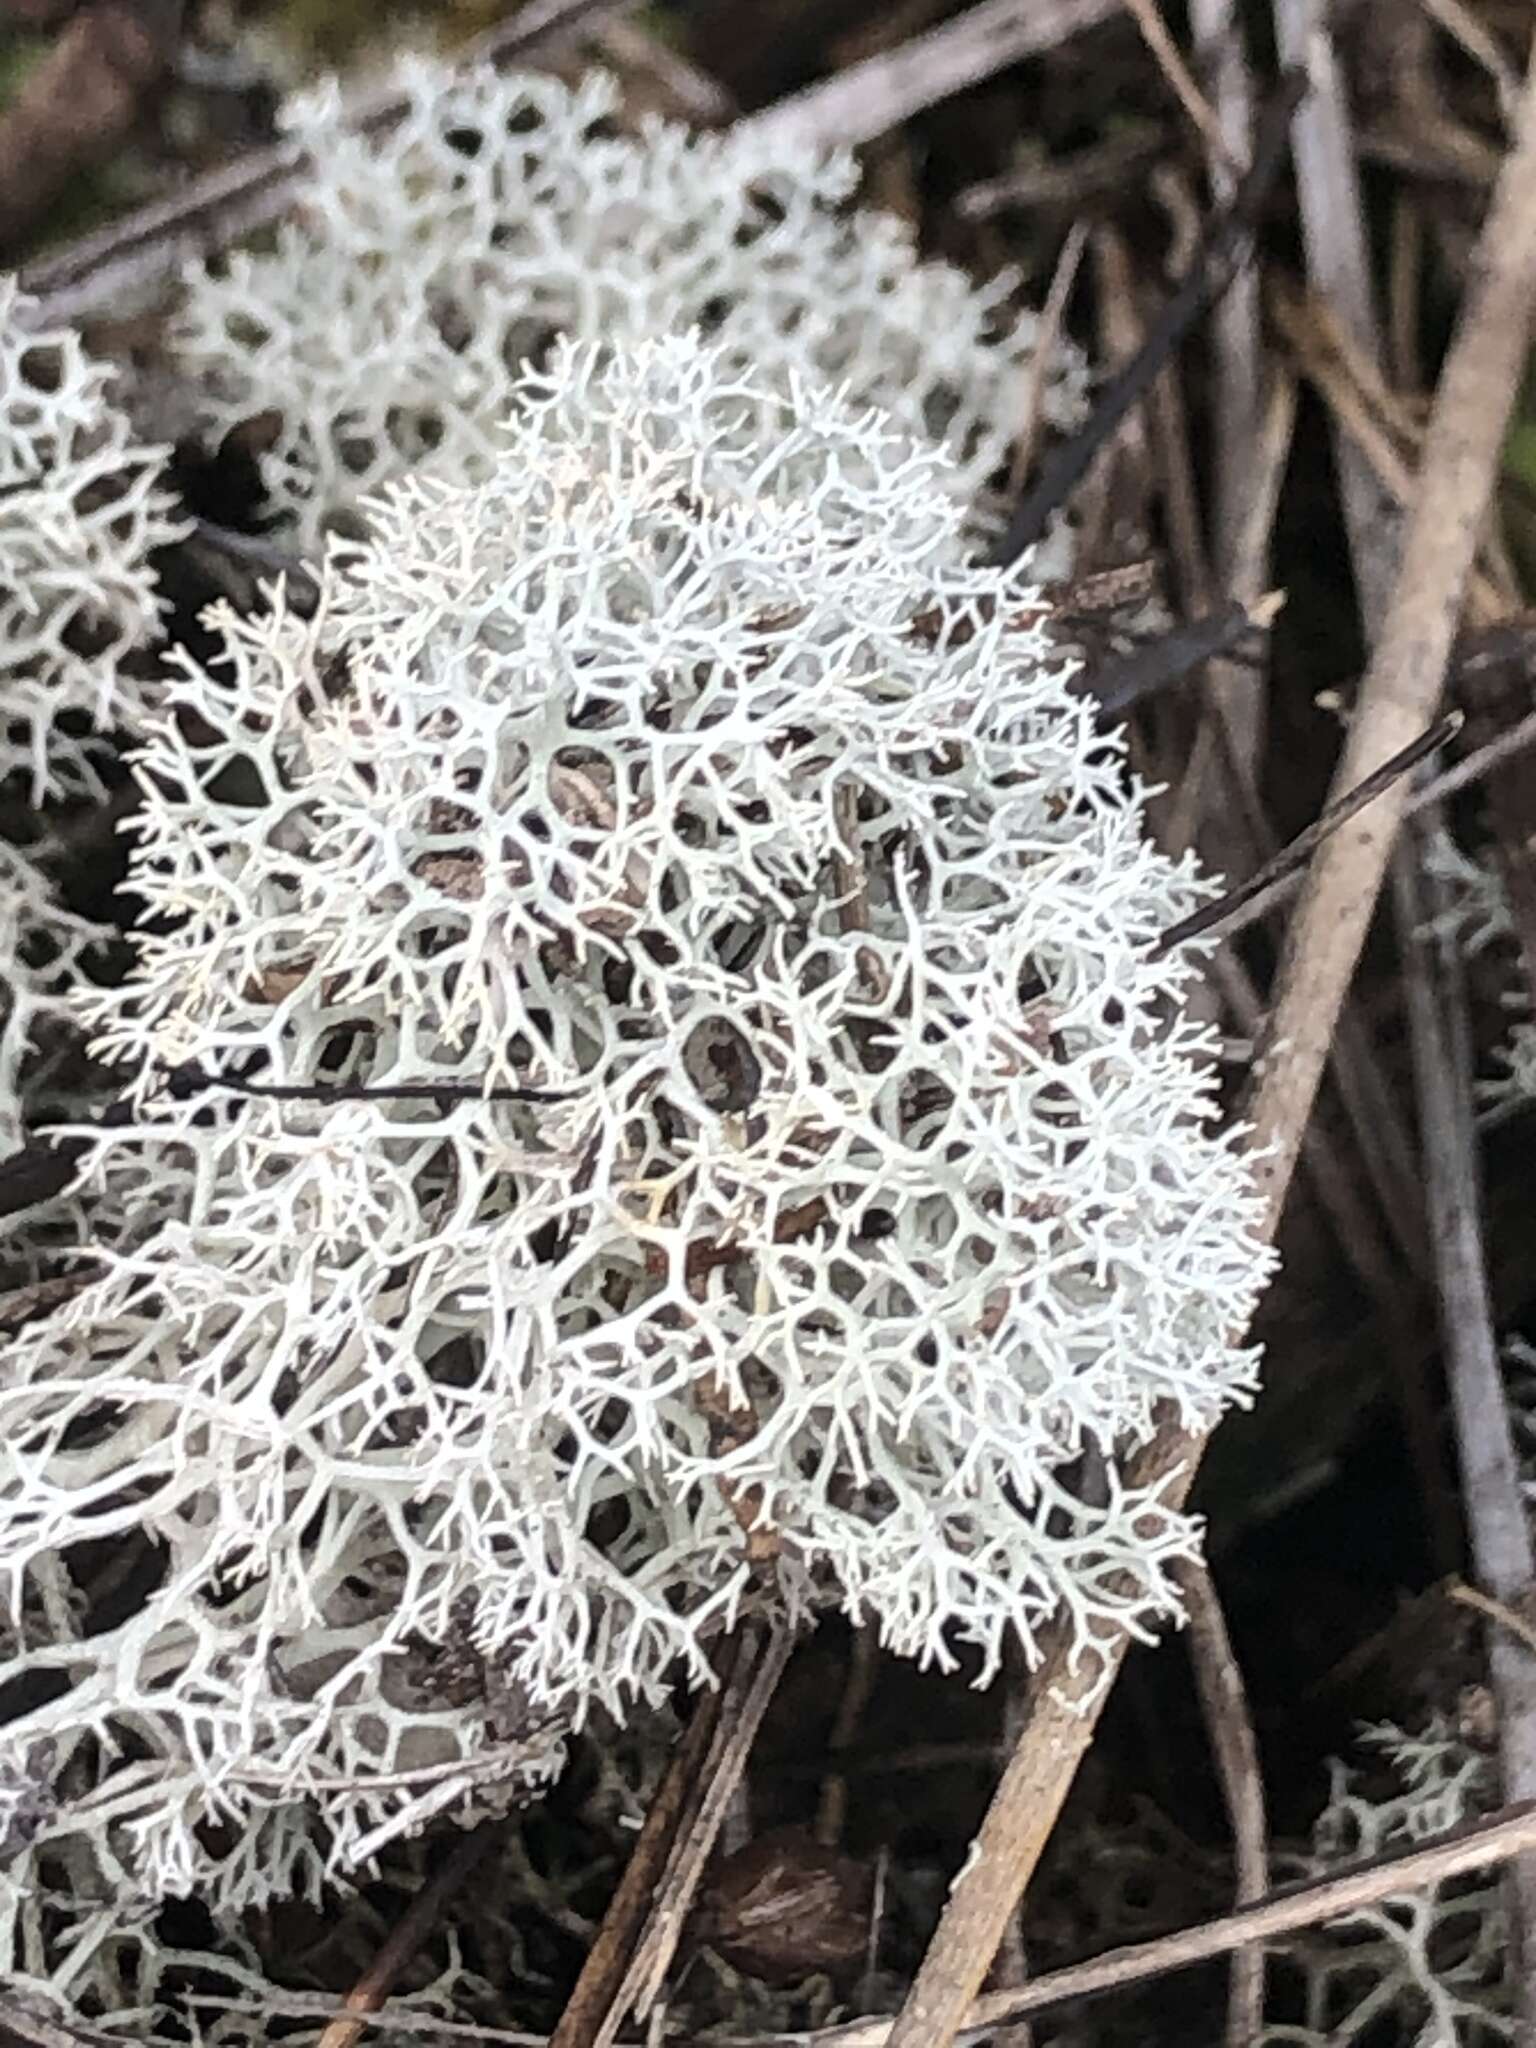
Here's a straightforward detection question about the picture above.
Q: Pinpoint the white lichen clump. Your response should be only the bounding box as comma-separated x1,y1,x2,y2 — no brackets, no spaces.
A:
170,60,1084,552
0,841,105,1158
0,336,1267,1923
0,278,182,798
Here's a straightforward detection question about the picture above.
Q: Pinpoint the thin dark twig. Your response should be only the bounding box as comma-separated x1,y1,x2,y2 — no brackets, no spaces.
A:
547,1669,730,2048
1152,711,1461,956
169,1062,578,1106
551,1625,794,2048
1083,597,1263,715
615,1622,796,2033
1415,703,1536,808
1007,220,1089,496
0,1055,575,1223
986,68,1305,567
317,1825,500,2048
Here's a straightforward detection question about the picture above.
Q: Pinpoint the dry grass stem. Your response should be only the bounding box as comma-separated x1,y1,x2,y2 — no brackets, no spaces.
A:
1008,220,1089,494
1272,0,1400,626
954,123,1169,219
815,1627,881,1850
738,0,1124,153
316,1825,500,2048
547,1670,730,2048
1190,0,1266,777
1176,1564,1267,2047
1121,0,1235,167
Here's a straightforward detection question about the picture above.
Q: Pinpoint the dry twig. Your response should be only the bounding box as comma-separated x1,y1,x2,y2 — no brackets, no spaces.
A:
316,1826,500,2048
1272,0,1400,625
1176,1564,1267,2048
550,1623,793,2048
1007,220,1089,495
954,122,1169,219
1190,0,1267,780
547,1667,730,2048
609,1623,795,2035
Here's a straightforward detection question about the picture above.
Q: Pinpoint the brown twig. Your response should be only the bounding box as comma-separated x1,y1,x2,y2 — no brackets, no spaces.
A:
1176,1564,1267,2048
1272,0,1400,628
815,1627,880,1850
316,1826,500,2048
1121,0,1235,169
1190,0,1267,785
954,123,1170,220
1007,220,1089,496
546,1666,730,2048
1139,175,1215,620
1073,220,1157,571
